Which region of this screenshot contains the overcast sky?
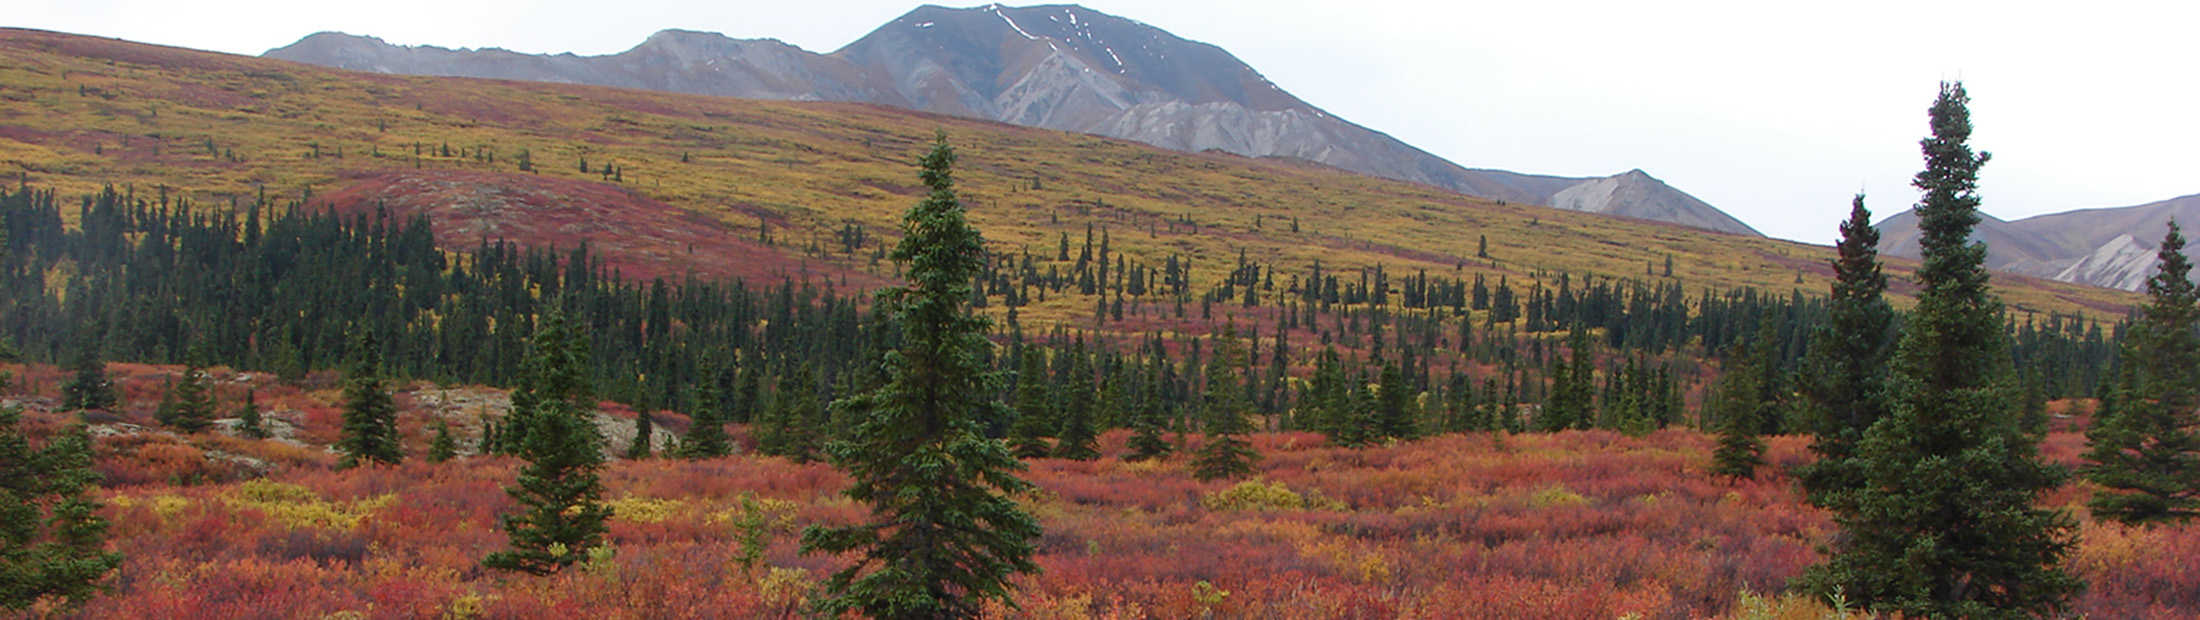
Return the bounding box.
[19,0,2199,243]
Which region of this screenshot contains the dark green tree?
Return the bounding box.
[336,333,403,468]
[58,343,115,412]
[676,369,733,459]
[484,308,611,575]
[0,398,120,610]
[234,389,269,440]
[1797,194,1897,504]
[1052,354,1099,460]
[1123,374,1172,461]
[1008,352,1055,459]
[157,355,217,433]
[2083,220,2200,524]
[1192,326,1259,481]
[799,135,1040,619]
[624,412,654,460]
[427,421,458,463]
[1708,333,1771,479]
[1800,82,2081,617]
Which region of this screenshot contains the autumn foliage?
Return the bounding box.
[0,361,2178,619]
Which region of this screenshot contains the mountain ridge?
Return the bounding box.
[1877,193,2200,291]
[261,4,1759,235]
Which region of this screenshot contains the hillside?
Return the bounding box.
[262,4,1760,235]
[0,28,2133,323]
[1878,193,2200,291]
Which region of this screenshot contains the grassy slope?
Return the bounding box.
[0,28,2135,328]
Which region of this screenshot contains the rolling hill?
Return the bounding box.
[262,3,1761,235]
[0,27,2133,322]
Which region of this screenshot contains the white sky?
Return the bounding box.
[17,0,2200,243]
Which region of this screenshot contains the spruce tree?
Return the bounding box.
[0,396,120,609]
[2083,220,2200,523]
[625,412,654,460]
[1801,82,2081,617]
[1708,335,1769,479]
[484,308,611,575]
[160,355,217,433]
[1124,377,1173,461]
[58,343,115,412]
[1008,352,1055,459]
[234,389,269,440]
[676,370,733,459]
[1192,326,1259,481]
[427,421,458,463]
[1052,353,1099,460]
[336,333,403,468]
[1798,194,1897,505]
[799,135,1040,619]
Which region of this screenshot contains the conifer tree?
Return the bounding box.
[1798,194,1896,505]
[234,389,269,440]
[336,333,402,468]
[1124,376,1173,461]
[625,412,654,459]
[0,393,120,609]
[676,370,733,459]
[159,353,217,433]
[58,343,115,412]
[2083,220,2200,523]
[1801,82,2081,617]
[1192,326,1259,481]
[1709,333,1770,479]
[1008,352,1055,459]
[484,308,611,575]
[427,421,458,463]
[799,135,1040,619]
[1373,361,1418,440]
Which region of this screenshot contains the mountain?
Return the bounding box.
[262,4,1760,236]
[1877,193,2200,291]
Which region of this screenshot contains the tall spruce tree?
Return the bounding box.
[1798,194,1897,505]
[1192,326,1259,481]
[799,135,1040,619]
[484,308,611,575]
[1801,82,2081,617]
[0,396,120,609]
[2083,220,2200,523]
[336,333,403,468]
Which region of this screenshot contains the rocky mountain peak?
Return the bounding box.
[263,5,1762,236]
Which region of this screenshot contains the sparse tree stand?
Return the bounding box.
[0,374,121,610]
[2084,220,2200,523]
[336,333,403,468]
[1191,326,1259,481]
[1801,82,2081,617]
[484,308,612,575]
[799,134,1041,619]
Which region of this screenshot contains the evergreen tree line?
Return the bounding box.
[0,181,2125,455]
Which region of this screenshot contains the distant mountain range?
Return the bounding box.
[262,3,1760,236]
[1877,193,2200,292]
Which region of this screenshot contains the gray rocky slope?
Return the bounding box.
[1877,193,2200,291]
[265,3,1759,235]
